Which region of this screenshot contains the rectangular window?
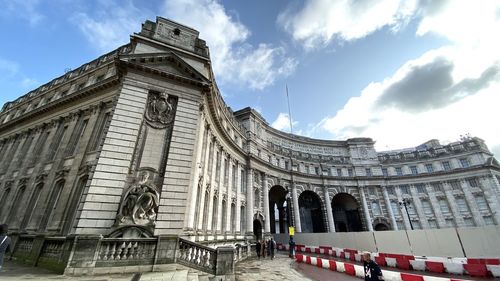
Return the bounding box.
[382,168,388,177]
[368,187,376,196]
[483,216,495,225]
[365,168,372,177]
[348,168,354,177]
[30,131,50,165]
[475,195,488,211]
[395,167,403,176]
[425,164,434,173]
[400,185,410,195]
[46,124,67,161]
[460,158,470,168]
[337,168,342,177]
[391,201,400,215]
[315,167,320,175]
[467,178,479,188]
[408,201,417,215]
[89,112,110,151]
[14,134,34,168]
[416,184,426,194]
[223,159,229,186]
[285,160,290,170]
[268,155,272,163]
[207,142,214,176]
[450,181,462,191]
[412,220,421,229]
[232,164,236,191]
[240,169,246,193]
[276,158,280,168]
[463,217,475,227]
[215,151,221,182]
[456,197,470,213]
[432,182,443,193]
[422,200,433,215]
[442,161,452,171]
[387,186,395,195]
[439,199,450,213]
[410,166,418,175]
[65,119,88,157]
[371,201,381,216]
[428,219,438,229]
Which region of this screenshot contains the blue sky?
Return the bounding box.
[1,0,500,155]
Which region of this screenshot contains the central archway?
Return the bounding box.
[298,191,326,233]
[331,193,363,232]
[269,185,289,234]
[253,219,263,240]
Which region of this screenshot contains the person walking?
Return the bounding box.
[255,240,261,259]
[269,238,276,260]
[0,224,12,271]
[266,239,271,258]
[363,252,384,281]
[262,240,267,258]
[289,238,295,258]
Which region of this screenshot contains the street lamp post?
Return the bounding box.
[399,198,414,230]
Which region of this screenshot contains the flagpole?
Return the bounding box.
[285,84,296,251]
[286,84,293,134]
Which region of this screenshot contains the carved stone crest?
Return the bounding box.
[118,170,160,227]
[145,91,177,129]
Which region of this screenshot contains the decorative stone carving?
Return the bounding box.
[118,170,160,227]
[35,173,47,183]
[145,91,177,129]
[19,177,30,186]
[55,168,70,179]
[78,163,93,175]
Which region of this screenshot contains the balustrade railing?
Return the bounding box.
[96,238,157,266]
[177,238,217,274]
[39,237,65,260]
[15,236,34,255]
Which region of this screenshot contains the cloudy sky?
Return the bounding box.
[1,0,499,155]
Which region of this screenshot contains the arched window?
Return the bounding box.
[211,196,218,232]
[202,189,210,230]
[0,187,11,219]
[240,205,246,233]
[221,199,227,233]
[231,203,236,233]
[20,182,44,230]
[62,176,88,234]
[39,180,65,231]
[7,185,26,225]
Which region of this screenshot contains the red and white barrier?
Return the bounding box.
[277,242,499,278]
[296,253,474,281]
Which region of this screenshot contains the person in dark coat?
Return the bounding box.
[269,238,276,260]
[0,224,12,271]
[255,240,261,259]
[289,237,295,258]
[363,252,383,281]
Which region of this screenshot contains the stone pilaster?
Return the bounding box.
[359,186,373,231]
[460,179,484,226]
[323,186,335,232]
[442,182,465,227]
[246,167,254,233]
[291,183,301,233]
[262,172,270,233]
[424,183,446,228]
[382,186,398,230]
[409,185,429,229]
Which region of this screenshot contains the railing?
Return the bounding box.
[39,237,65,260]
[177,238,217,274]
[15,236,34,255]
[96,238,157,267]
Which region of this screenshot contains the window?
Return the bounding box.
[460,158,470,168]
[315,167,320,175]
[30,131,50,165]
[89,111,110,151]
[467,178,479,188]
[456,197,470,213]
[432,183,443,193]
[337,168,342,177]
[14,134,34,168]
[438,199,450,213]
[207,142,214,176]
[365,168,372,177]
[268,155,272,163]
[395,167,403,176]
[223,159,229,186]
[285,160,290,170]
[416,184,426,194]
[232,164,236,191]
[348,168,354,177]
[45,124,68,161]
[483,216,495,225]
[368,187,376,196]
[215,151,221,181]
[400,185,410,195]
[410,166,418,175]
[442,161,452,171]
[408,201,417,215]
[463,217,475,227]
[450,181,462,191]
[412,220,421,229]
[240,206,246,233]
[371,201,381,216]
[256,149,261,158]
[77,83,85,90]
[387,186,395,195]
[475,195,489,211]
[391,201,400,215]
[65,119,88,156]
[382,168,388,177]
[428,219,438,229]
[445,218,455,228]
[276,158,280,168]
[7,186,26,223]
[422,200,433,215]
[95,74,105,82]
[211,196,218,231]
[425,164,434,173]
[240,170,246,193]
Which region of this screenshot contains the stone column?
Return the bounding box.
[262,172,271,233]
[216,152,226,233]
[480,176,500,224]
[460,179,485,226]
[323,186,335,232]
[246,167,254,233]
[424,183,446,228]
[225,156,233,233]
[206,142,219,232]
[235,163,241,233]
[382,186,398,230]
[409,185,429,229]
[197,130,212,230]
[359,186,373,231]
[442,181,465,227]
[291,183,301,233]
[186,115,206,230]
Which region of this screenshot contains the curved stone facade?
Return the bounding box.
[0,17,499,247]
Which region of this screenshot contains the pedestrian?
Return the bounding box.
[267,239,271,258]
[0,224,12,271]
[262,239,267,258]
[255,240,261,259]
[269,238,276,260]
[363,252,384,281]
[289,238,295,258]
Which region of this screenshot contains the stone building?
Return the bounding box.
[0,17,499,273]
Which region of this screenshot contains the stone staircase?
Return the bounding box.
[137,264,223,281]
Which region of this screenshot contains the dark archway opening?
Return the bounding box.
[374,223,389,231]
[269,185,290,234]
[331,193,363,232]
[299,191,326,233]
[253,219,263,241]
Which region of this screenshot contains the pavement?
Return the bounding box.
[0,253,360,281]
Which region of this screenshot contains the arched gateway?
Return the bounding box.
[298,191,326,233]
[269,185,289,234]
[331,193,363,232]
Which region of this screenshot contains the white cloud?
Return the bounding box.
[278,0,418,49]
[0,0,44,26]
[162,0,297,90]
[271,113,297,133]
